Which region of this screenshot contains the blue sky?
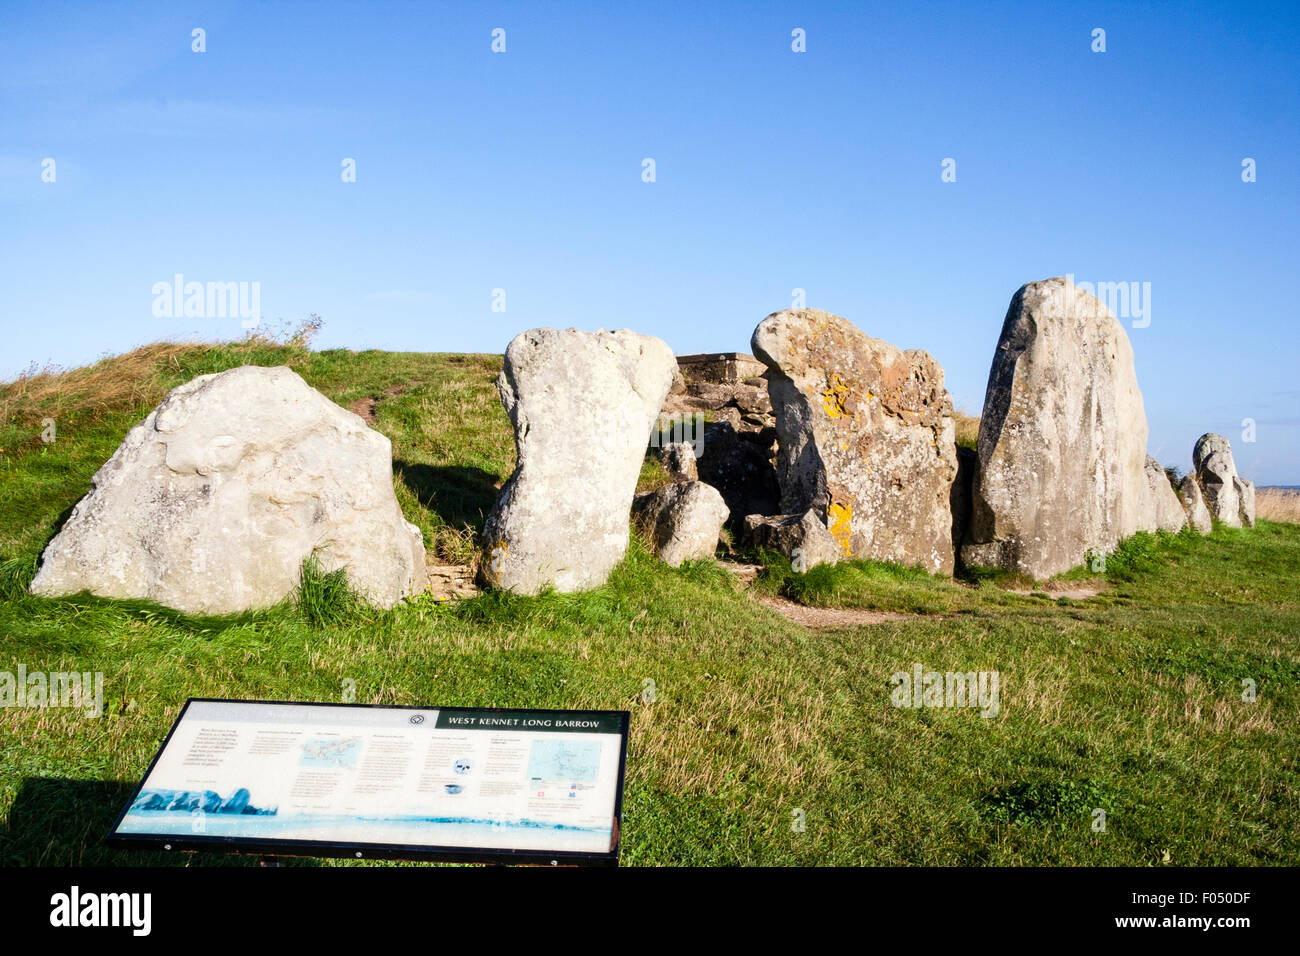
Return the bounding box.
[2,1,1297,482]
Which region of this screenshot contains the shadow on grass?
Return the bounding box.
[20,589,292,633]
[3,777,310,866]
[0,502,79,594]
[394,460,500,531]
[48,501,77,543]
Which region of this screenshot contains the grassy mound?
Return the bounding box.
[1,343,1296,866]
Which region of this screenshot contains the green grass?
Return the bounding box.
[753,550,1033,614]
[297,553,370,630]
[1,343,1297,866]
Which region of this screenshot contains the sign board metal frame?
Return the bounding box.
[106,698,630,867]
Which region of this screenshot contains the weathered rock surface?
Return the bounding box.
[676,352,767,385]
[658,441,699,482]
[480,328,676,593]
[1179,474,1213,533]
[29,365,426,614]
[1235,477,1256,528]
[1192,433,1244,528]
[666,361,687,400]
[752,308,959,574]
[633,481,729,566]
[696,421,781,523]
[741,510,842,571]
[661,353,773,436]
[961,278,1151,579]
[661,379,773,434]
[1141,456,1188,533]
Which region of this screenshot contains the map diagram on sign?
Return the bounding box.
[299,738,362,769]
[527,739,600,785]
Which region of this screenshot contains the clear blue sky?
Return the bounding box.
[2,1,1297,482]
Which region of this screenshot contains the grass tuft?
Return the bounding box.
[1097,530,1167,581]
[0,554,38,600]
[297,553,370,629]
[752,549,1031,614]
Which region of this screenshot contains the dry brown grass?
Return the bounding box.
[0,342,201,431]
[0,329,320,464]
[0,320,321,438]
[952,409,980,449]
[1256,487,1300,525]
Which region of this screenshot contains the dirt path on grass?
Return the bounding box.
[718,563,914,628]
[350,384,409,424]
[419,560,1102,624]
[1009,585,1107,600]
[723,561,1107,628]
[750,593,912,628]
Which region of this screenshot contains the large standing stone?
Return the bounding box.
[632,481,729,567]
[1179,474,1213,533]
[1140,456,1188,533]
[480,328,675,593]
[29,365,426,614]
[962,277,1150,579]
[1192,433,1243,528]
[751,309,959,574]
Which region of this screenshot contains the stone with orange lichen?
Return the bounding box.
[751,308,959,574]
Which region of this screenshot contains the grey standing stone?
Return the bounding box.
[1179,474,1213,533]
[480,328,676,594]
[1140,456,1188,533]
[1193,433,1243,528]
[1235,477,1256,528]
[962,277,1151,580]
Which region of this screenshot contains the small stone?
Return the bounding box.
[1179,475,1213,533]
[741,510,842,572]
[633,481,729,567]
[658,442,699,482]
